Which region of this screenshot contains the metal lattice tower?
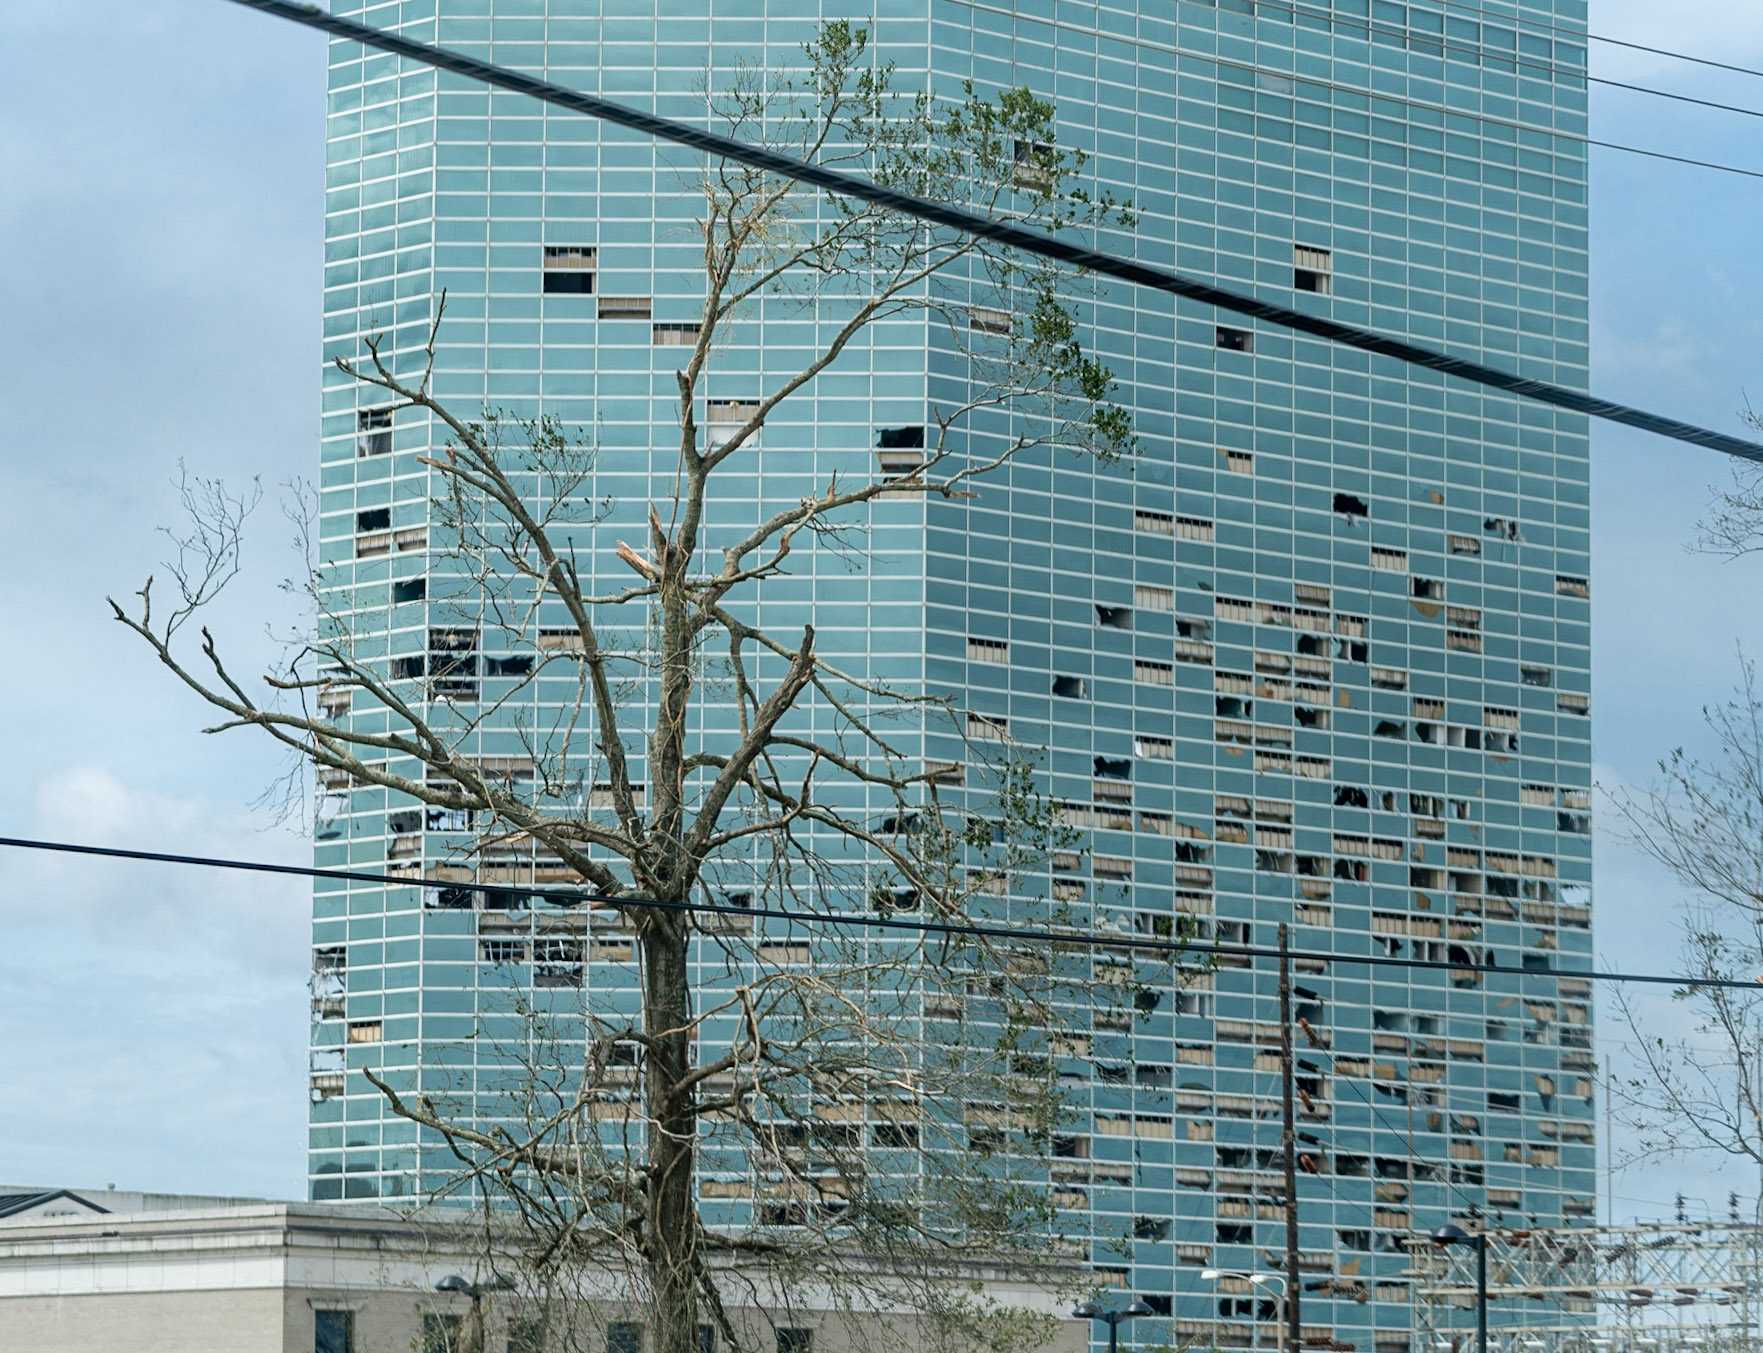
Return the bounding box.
[1409,1222,1763,1353]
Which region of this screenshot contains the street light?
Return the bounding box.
[434,1274,516,1353]
[1200,1270,1291,1353]
[1432,1224,1489,1353]
[1073,1298,1155,1353]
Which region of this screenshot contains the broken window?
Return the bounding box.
[355,508,390,532]
[1134,507,1175,535]
[1521,665,1552,687]
[356,408,391,457]
[1215,325,1253,353]
[1555,574,1590,598]
[346,1020,382,1045]
[1371,546,1407,572]
[392,577,425,604]
[967,711,1009,741]
[1134,583,1174,611]
[704,399,761,451]
[1135,734,1174,759]
[876,425,925,450]
[541,244,596,293]
[597,295,650,319]
[1012,138,1055,191]
[1053,675,1088,698]
[968,305,1011,336]
[1094,755,1131,779]
[1095,604,1132,630]
[1412,576,1443,601]
[428,628,479,701]
[486,655,533,677]
[1294,244,1333,294]
[652,322,701,346]
[1333,492,1369,518]
[391,655,425,681]
[1448,532,1481,556]
[1134,660,1173,686]
[1483,515,1520,541]
[534,938,584,987]
[1557,692,1590,716]
[966,636,1009,664]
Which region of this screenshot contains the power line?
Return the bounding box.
[1420,0,1763,85]
[6,833,1760,991]
[945,0,1763,185]
[224,0,1763,464]
[1212,0,1763,124]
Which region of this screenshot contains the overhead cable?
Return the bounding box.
[944,0,1763,184]
[221,0,1763,463]
[5,833,1758,991]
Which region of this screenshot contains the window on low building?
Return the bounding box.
[315,1309,354,1353]
[421,1313,462,1353]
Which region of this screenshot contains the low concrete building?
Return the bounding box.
[0,1197,1089,1353]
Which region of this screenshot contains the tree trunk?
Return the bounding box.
[644,914,699,1353]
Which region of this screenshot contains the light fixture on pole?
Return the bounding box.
[1432,1224,1489,1353]
[1200,1269,1291,1353]
[435,1274,516,1353]
[1073,1298,1154,1353]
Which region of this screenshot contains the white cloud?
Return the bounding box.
[0,768,310,1197]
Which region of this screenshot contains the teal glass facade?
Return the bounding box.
[311,2,1593,1348]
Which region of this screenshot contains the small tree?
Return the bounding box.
[1607,657,1763,1176]
[116,26,1170,1353]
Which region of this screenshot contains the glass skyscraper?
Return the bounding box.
[310,2,1595,1348]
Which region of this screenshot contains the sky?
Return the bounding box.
[2,1,1763,1215]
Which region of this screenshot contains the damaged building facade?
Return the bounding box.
[309,1,1594,1349]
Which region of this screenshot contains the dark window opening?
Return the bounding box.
[356,508,390,532]
[391,655,426,680]
[1134,1216,1172,1241]
[1216,326,1253,352]
[1333,492,1369,518]
[488,655,534,677]
[1333,785,1368,808]
[431,887,476,910]
[393,577,426,604]
[387,810,421,835]
[877,425,925,449]
[1094,755,1131,779]
[1294,244,1333,294]
[315,1309,354,1353]
[542,245,597,295]
[1053,675,1087,698]
[1096,604,1132,630]
[1143,1295,1174,1316]
[356,408,392,457]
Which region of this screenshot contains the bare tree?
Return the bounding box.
[115,25,1176,1353]
[1607,656,1763,1176]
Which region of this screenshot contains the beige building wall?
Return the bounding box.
[0,1204,1088,1353]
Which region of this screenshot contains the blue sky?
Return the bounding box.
[2,1,1761,1216]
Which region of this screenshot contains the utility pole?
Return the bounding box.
[1279,922,1301,1353]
